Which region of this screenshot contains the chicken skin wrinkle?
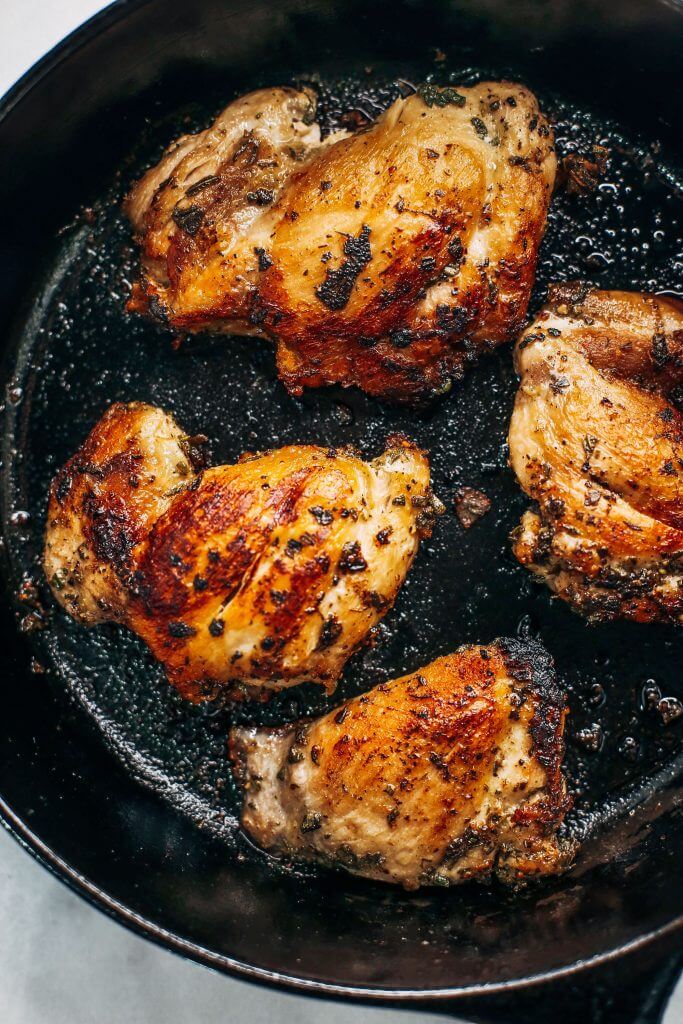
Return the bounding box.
[510,283,683,623]
[126,81,556,404]
[230,638,572,889]
[44,402,437,700]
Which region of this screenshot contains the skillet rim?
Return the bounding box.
[0,0,681,1002]
[2,792,682,1002]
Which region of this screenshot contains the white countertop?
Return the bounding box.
[0,5,681,1023]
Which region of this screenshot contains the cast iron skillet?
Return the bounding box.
[0,0,682,1020]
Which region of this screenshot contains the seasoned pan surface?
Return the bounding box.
[0,31,682,995]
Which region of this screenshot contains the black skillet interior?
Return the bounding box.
[0,0,682,1001]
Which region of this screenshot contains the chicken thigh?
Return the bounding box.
[127,81,556,403]
[44,402,437,700]
[510,283,683,622]
[231,638,571,888]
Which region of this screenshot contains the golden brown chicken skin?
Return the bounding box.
[230,638,571,889]
[126,81,556,404]
[44,402,437,701]
[510,283,683,623]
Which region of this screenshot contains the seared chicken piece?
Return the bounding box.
[44,402,436,700]
[510,284,683,622]
[127,81,556,403]
[231,638,571,889]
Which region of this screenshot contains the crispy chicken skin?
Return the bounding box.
[126,82,556,404]
[44,402,436,700]
[230,638,571,889]
[510,283,683,622]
